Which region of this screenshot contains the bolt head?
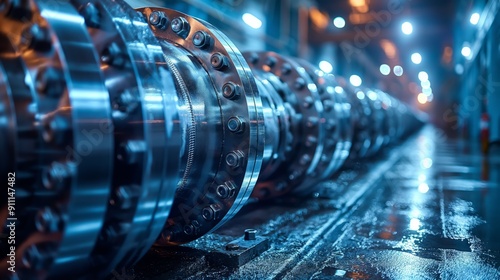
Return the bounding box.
[281,63,292,75]
[42,162,71,191]
[222,82,240,100]
[227,116,245,133]
[42,115,70,145]
[244,229,257,240]
[211,53,228,70]
[226,151,244,169]
[20,24,51,52]
[303,96,314,108]
[171,17,190,38]
[79,2,100,28]
[117,141,146,164]
[101,42,128,68]
[202,204,222,221]
[216,182,236,199]
[192,31,211,49]
[266,57,277,68]
[35,207,60,233]
[294,77,306,90]
[35,67,66,97]
[149,11,168,29]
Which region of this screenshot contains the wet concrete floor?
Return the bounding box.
[130,126,500,279]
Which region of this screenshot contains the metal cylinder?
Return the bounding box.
[0,0,423,278]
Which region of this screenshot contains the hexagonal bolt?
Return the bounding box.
[303,96,314,108]
[192,30,212,49]
[35,207,61,233]
[2,0,33,21]
[307,116,319,127]
[100,223,128,243]
[266,56,277,68]
[183,220,201,235]
[326,119,336,131]
[79,2,101,28]
[202,204,223,221]
[117,140,146,164]
[42,162,72,191]
[42,114,70,145]
[248,52,259,64]
[149,11,168,29]
[323,99,334,112]
[294,77,306,90]
[321,154,330,162]
[244,229,257,240]
[299,154,311,165]
[111,185,140,209]
[227,116,246,133]
[22,244,55,271]
[171,17,190,38]
[305,136,317,147]
[210,53,229,70]
[20,24,51,52]
[216,181,236,199]
[35,67,66,98]
[281,63,292,75]
[226,150,245,169]
[113,89,140,113]
[101,42,128,68]
[222,82,240,100]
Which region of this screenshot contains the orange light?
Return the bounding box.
[309,7,329,29]
[380,39,397,59]
[442,46,453,64]
[349,13,374,24]
[350,0,369,13]
[355,5,369,13]
[349,0,366,7]
[417,93,428,104]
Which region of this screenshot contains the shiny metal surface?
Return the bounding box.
[0,0,423,279]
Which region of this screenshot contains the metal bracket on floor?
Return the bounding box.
[206,229,270,268]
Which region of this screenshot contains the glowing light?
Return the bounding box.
[470,12,480,25]
[423,87,432,95]
[418,183,429,193]
[380,64,391,75]
[393,65,404,76]
[409,218,421,231]
[402,22,413,35]
[356,91,365,100]
[418,71,429,82]
[455,64,464,75]
[417,93,428,104]
[461,46,472,59]
[411,53,422,64]
[411,208,422,218]
[349,75,362,87]
[309,7,329,29]
[421,157,433,169]
[319,60,333,74]
[367,91,378,101]
[421,80,431,89]
[418,174,426,181]
[335,86,344,94]
[380,39,397,59]
[242,13,262,29]
[333,17,346,28]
